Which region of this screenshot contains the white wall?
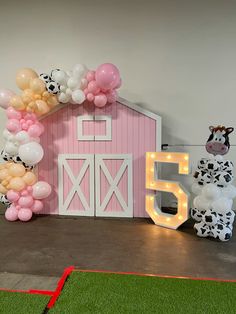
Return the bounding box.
[1,0,236,205]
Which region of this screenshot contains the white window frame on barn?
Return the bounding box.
[77,115,112,141]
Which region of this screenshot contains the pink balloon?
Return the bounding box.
[94,93,107,108]
[87,81,100,95]
[18,208,32,222]
[0,89,15,109]
[115,78,122,89]
[6,119,21,133]
[18,195,34,207]
[87,93,95,102]
[32,181,52,199]
[5,205,18,221]
[84,88,89,96]
[21,189,28,196]
[7,190,20,202]
[86,71,95,82]
[95,63,120,91]
[31,200,43,213]
[106,90,118,103]
[28,124,42,138]
[22,123,28,130]
[6,107,22,120]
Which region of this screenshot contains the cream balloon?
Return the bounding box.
[18,142,44,165]
[32,181,52,199]
[16,68,38,90]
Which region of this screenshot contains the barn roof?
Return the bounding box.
[40,97,162,151]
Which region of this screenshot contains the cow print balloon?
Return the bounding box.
[213,171,233,187]
[205,160,221,174]
[194,170,212,186]
[197,158,209,170]
[1,150,13,162]
[0,194,11,207]
[46,81,60,95]
[39,73,52,83]
[12,155,35,171]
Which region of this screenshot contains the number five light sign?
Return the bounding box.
[146,152,190,229]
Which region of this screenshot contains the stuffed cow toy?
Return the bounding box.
[191,125,236,241]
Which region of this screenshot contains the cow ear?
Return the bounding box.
[209,126,215,132]
[226,127,234,134]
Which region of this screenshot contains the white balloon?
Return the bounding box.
[191,183,202,195]
[51,70,68,85]
[60,85,67,92]
[202,183,221,200]
[80,78,88,90]
[193,195,212,211]
[3,129,11,140]
[18,142,44,165]
[221,185,236,199]
[15,131,30,144]
[5,141,18,155]
[58,92,71,104]
[66,88,72,95]
[67,77,80,90]
[72,90,86,104]
[73,64,87,79]
[211,197,232,213]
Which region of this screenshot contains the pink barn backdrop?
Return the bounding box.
[38,98,161,218]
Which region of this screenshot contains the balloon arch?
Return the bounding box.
[0,63,121,222]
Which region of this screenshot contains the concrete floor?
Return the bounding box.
[0,214,236,290]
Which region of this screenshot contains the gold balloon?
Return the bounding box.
[30,78,46,94]
[35,100,50,115]
[10,95,25,110]
[21,89,34,104]
[9,163,26,177]
[9,177,26,191]
[47,95,59,108]
[22,172,37,185]
[16,68,38,90]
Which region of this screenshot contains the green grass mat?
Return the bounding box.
[0,291,50,314]
[49,271,236,314]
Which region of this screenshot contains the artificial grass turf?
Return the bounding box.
[0,290,50,314]
[48,271,236,314]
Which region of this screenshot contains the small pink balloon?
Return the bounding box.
[21,189,28,196]
[26,120,33,126]
[7,190,20,202]
[16,205,21,210]
[18,195,34,207]
[6,107,22,120]
[86,71,95,82]
[27,186,33,192]
[18,208,32,222]
[6,119,21,133]
[95,63,120,91]
[87,81,100,95]
[94,93,107,108]
[84,88,89,96]
[106,90,118,103]
[28,124,42,138]
[87,93,95,102]
[0,89,15,109]
[22,123,28,130]
[31,200,43,213]
[5,205,18,221]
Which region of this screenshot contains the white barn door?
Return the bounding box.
[58,154,94,216]
[95,154,133,217]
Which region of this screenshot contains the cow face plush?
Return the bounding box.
[205,126,234,156]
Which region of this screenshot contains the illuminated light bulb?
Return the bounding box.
[150,168,154,172]
[166,184,170,188]
[151,153,155,159]
[167,155,171,160]
[150,196,154,201]
[166,217,170,222]
[178,215,183,220]
[183,202,187,208]
[183,167,188,172]
[150,182,155,187]
[178,189,183,194]
[184,155,189,160]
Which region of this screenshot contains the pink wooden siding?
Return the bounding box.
[38,101,157,217]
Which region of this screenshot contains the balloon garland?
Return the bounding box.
[0,63,121,222]
[191,126,236,241]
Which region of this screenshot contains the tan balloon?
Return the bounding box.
[0,184,7,194]
[9,177,26,191]
[47,95,59,108]
[10,95,25,110]
[9,163,26,177]
[35,100,50,115]
[30,78,46,94]
[23,172,37,185]
[16,68,38,90]
[0,169,9,181]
